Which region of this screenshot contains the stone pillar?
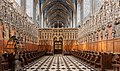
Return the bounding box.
[33,0,36,23]
[70,20,72,28]
[21,0,26,13]
[41,13,43,28]
[73,7,77,28]
[39,5,41,28]
[91,0,94,16]
[74,10,77,28]
[91,0,94,28]
[44,19,47,28]
[80,0,83,25]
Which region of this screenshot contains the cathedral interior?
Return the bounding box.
[0,0,120,71]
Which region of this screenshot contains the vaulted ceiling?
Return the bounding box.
[40,0,77,28]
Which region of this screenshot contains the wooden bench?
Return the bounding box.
[94,55,101,67]
[82,53,89,61]
[23,53,29,65]
[22,51,45,65]
[8,53,15,71]
[112,63,120,71]
[1,53,9,71]
[87,54,92,60]
[112,54,120,71]
[71,51,113,71]
[0,54,2,71]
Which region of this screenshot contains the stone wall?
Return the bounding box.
[0,0,39,53]
[78,0,120,53]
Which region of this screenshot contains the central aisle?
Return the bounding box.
[24,55,96,71]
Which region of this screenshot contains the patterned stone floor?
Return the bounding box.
[23,55,97,71]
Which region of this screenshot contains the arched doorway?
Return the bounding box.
[54,37,63,54]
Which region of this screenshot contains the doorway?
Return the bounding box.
[54,37,63,54]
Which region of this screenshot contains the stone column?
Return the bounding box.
[80,0,83,25]
[73,9,77,28]
[41,13,43,28]
[33,0,36,23]
[21,0,26,13]
[74,10,77,28]
[91,0,94,16]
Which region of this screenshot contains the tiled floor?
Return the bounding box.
[23,55,97,71]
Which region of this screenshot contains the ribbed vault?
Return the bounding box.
[40,0,76,28]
